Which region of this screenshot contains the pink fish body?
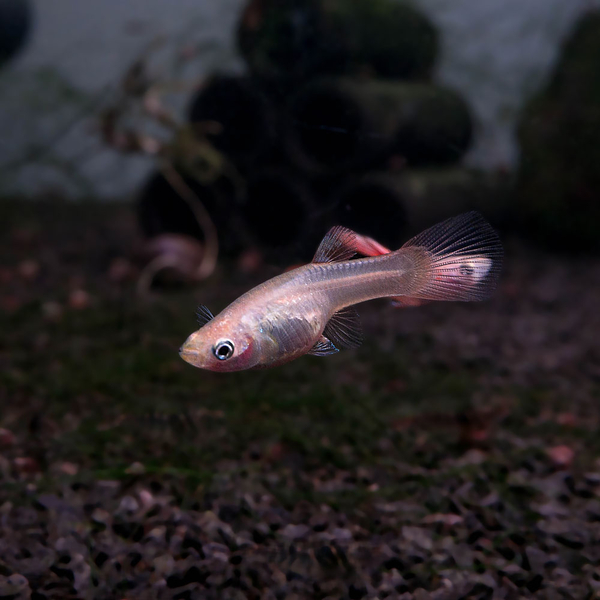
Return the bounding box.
[179,212,502,372]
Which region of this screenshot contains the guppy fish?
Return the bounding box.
[179,212,502,372]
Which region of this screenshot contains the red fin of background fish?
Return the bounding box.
[401,211,503,302]
[313,226,357,263]
[352,233,391,257]
[313,227,391,264]
[323,306,362,349]
[390,297,430,308]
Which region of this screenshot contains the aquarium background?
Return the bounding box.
[1,1,600,598]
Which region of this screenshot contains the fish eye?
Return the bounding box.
[213,340,235,361]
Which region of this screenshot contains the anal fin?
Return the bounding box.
[308,336,339,356]
[323,307,362,349]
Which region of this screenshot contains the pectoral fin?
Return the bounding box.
[267,316,317,355]
[196,305,214,327]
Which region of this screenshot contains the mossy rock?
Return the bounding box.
[137,171,244,257]
[0,0,31,65]
[187,75,278,170]
[237,0,438,85]
[330,168,507,249]
[285,78,472,173]
[241,167,320,263]
[516,12,600,252]
[393,85,472,165]
[323,0,438,80]
[237,0,346,85]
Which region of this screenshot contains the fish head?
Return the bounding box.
[179,316,264,372]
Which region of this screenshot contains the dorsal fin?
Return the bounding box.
[312,226,357,263]
[323,307,362,349]
[308,336,339,356]
[196,305,214,327]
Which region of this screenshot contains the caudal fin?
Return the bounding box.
[402,211,503,302]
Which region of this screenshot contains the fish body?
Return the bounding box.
[180,212,502,372]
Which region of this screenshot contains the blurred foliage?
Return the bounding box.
[517,11,600,253]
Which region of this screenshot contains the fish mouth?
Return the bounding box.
[179,344,201,366]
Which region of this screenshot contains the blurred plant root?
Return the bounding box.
[99,45,248,294]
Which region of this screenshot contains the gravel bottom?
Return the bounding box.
[1,202,600,599]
